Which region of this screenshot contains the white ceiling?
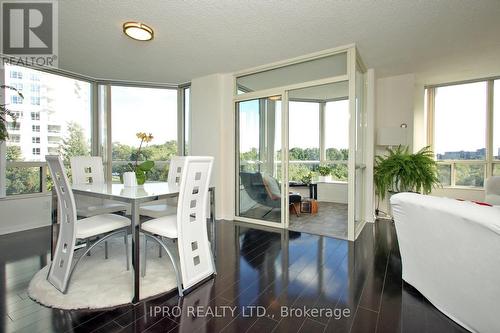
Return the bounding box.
[59,0,500,84]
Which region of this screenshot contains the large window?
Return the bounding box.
[4,64,92,195]
[2,65,186,197]
[286,96,349,182]
[428,79,499,188]
[111,86,178,182]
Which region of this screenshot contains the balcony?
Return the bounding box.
[47,125,61,134]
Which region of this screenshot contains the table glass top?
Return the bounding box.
[71,182,177,199]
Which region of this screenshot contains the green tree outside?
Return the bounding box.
[5,146,41,195]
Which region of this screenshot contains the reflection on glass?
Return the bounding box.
[437,164,451,186]
[455,164,484,187]
[111,86,178,182]
[434,82,487,160]
[237,96,282,223]
[494,80,500,160]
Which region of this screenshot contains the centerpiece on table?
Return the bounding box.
[122,132,155,186]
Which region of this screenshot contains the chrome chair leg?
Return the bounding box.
[63,228,127,294]
[141,234,147,277]
[209,242,217,275]
[143,233,184,297]
[86,239,91,256]
[104,240,109,259]
[124,232,130,271]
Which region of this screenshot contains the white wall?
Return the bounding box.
[318,182,348,204]
[364,69,376,222]
[190,74,235,220]
[0,194,51,234]
[376,73,415,150]
[292,182,348,204]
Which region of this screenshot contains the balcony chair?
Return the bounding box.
[139,156,185,218]
[240,172,301,217]
[140,156,215,297]
[46,155,130,294]
[70,156,128,217]
[485,176,500,206]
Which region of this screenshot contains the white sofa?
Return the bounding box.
[391,193,500,333]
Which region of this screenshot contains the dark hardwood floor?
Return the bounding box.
[0,220,470,333]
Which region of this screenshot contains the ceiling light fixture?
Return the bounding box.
[123,22,154,41]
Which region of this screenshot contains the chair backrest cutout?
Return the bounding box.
[70,156,105,185]
[46,155,77,293]
[176,156,214,289]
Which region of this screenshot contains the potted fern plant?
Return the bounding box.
[374,145,440,215]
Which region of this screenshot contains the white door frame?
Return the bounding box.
[233,45,367,240]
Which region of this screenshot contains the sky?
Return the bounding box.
[111,86,178,147]
[434,82,488,155]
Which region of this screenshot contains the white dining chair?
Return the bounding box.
[140,156,215,297]
[70,156,128,217]
[139,156,186,218]
[46,155,131,294]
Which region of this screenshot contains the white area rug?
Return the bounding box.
[28,237,178,310]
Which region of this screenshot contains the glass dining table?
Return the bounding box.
[54,182,216,303]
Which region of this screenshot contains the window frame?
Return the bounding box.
[287,96,350,183]
[1,62,189,199]
[106,83,181,183]
[426,78,496,189]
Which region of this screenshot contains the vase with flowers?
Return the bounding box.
[122,132,155,186]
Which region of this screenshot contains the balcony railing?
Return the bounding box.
[239,159,348,182]
[4,161,48,197]
[436,160,487,188]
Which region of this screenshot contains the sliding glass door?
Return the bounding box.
[234,46,368,240]
[236,95,283,225]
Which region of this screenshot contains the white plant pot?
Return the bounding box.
[123,172,137,187]
[318,175,331,182]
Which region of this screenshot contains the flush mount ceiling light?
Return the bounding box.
[123,22,154,41]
